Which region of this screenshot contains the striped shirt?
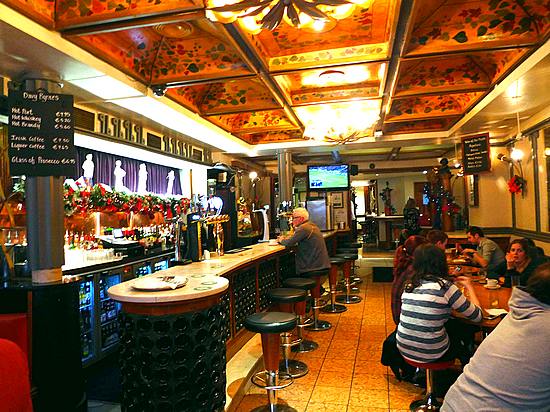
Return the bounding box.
[396,280,482,363]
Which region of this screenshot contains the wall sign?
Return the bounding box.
[462,133,491,175]
[8,90,76,176]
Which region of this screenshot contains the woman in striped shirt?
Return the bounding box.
[397,244,483,364]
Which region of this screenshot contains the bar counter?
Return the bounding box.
[106,231,346,411]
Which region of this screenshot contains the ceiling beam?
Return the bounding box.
[60,9,205,36]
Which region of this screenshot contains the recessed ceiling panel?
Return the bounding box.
[55,0,202,30]
[242,0,399,70]
[387,92,485,121]
[206,109,298,135]
[405,0,550,56]
[274,62,384,105]
[68,21,252,84]
[395,48,529,97]
[383,117,460,134]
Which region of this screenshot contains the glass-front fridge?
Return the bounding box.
[98,271,122,352]
[78,276,94,365]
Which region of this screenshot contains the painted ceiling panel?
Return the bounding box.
[68,21,252,84]
[55,0,202,29]
[387,92,485,121]
[206,109,298,134]
[197,78,280,115]
[395,48,529,96]
[274,62,384,105]
[240,130,305,144]
[383,117,460,134]
[2,0,54,27]
[405,0,550,56]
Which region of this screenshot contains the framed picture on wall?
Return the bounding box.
[332,192,343,208]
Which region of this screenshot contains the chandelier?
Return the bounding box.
[297,101,381,144]
[206,0,369,32]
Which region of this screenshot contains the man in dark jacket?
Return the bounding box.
[277,207,330,275]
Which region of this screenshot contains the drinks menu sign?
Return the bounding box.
[462,133,491,175]
[8,90,76,176]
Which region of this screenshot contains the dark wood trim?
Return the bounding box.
[121,291,225,315]
[531,131,541,232]
[226,329,255,361]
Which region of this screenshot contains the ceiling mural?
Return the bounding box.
[4,0,550,144]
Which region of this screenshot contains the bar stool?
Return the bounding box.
[301,269,331,331]
[335,252,362,304]
[268,288,309,378]
[339,242,363,284]
[404,358,455,411]
[283,278,318,352]
[244,312,297,412]
[335,247,361,292]
[322,257,347,313]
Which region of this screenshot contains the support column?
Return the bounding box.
[21,78,65,283]
[277,150,293,204]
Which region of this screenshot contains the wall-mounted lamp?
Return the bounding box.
[498,150,526,196]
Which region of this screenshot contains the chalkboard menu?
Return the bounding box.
[462,133,491,175]
[8,90,76,176]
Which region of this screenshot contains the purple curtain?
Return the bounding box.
[74,147,182,195]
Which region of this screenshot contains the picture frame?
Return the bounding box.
[331,192,343,208]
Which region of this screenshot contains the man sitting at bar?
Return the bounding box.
[461,226,505,274]
[277,207,330,276]
[442,263,550,411]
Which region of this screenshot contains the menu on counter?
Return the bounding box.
[8,90,76,176]
[462,133,491,175]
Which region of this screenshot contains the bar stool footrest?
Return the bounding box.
[251,370,293,390]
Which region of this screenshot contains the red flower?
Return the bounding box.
[507,175,526,194]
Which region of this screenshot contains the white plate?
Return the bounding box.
[484,284,501,290]
[132,275,188,291]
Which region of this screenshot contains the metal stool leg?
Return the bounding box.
[409,369,442,412]
[292,311,318,352]
[322,263,347,313]
[336,261,362,304]
[279,332,309,378]
[305,297,331,331]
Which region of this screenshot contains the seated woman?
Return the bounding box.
[391,235,428,326]
[491,238,547,286]
[397,244,482,364]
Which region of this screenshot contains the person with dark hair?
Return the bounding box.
[397,244,482,363]
[426,229,449,251]
[442,263,550,411]
[492,238,547,286]
[403,198,421,236]
[391,235,428,325]
[524,237,547,259]
[461,226,505,274]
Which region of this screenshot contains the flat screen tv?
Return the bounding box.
[308,164,350,190]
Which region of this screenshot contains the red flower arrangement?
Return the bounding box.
[507,175,526,194]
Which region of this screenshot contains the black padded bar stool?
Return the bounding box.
[302,269,331,331]
[339,242,362,283]
[335,252,362,304]
[322,257,347,313]
[268,288,309,378]
[336,247,361,292]
[244,312,298,412]
[283,277,318,352]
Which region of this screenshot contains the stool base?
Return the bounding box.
[336,295,363,304]
[321,303,347,313]
[251,405,298,412]
[279,359,309,378]
[305,319,331,331]
[410,393,442,412]
[291,339,319,353]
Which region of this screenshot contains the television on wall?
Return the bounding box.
[308,164,350,190]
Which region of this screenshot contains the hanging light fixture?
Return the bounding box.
[296,100,381,144]
[205,0,370,32]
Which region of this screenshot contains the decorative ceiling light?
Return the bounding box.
[297,100,381,144]
[206,0,370,32]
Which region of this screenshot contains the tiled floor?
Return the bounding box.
[235,260,424,412]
